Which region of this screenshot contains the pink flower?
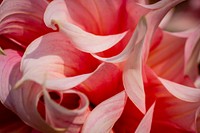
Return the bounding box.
[0,0,197,133]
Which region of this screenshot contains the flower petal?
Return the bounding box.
[135,102,156,133]
[17,32,100,90]
[44,0,128,53]
[91,17,147,63]
[195,107,200,133]
[43,89,90,133]
[147,31,187,84]
[184,25,200,81]
[82,91,127,133]
[0,50,60,133]
[0,0,51,46]
[123,35,146,114]
[123,0,186,114]
[145,66,200,132]
[77,63,123,105]
[158,78,200,102]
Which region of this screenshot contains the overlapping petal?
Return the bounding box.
[43,89,90,133]
[0,0,51,47]
[77,63,123,105]
[82,91,127,133]
[0,93,33,133]
[147,31,187,83]
[144,66,200,132]
[0,0,197,132]
[123,0,186,114]
[0,50,58,133]
[135,102,155,133]
[44,0,128,53]
[17,32,100,90]
[0,50,95,133]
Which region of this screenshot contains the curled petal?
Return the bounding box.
[0,0,51,47]
[92,17,147,63]
[44,0,128,53]
[143,0,186,62]
[43,89,90,133]
[82,91,127,133]
[17,32,100,90]
[123,0,186,114]
[0,50,60,133]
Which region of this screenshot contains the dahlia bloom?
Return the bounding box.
[0,0,199,133]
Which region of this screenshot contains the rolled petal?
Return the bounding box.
[0,50,60,133]
[135,102,156,133]
[0,0,51,47]
[43,89,90,133]
[82,91,127,133]
[44,0,128,53]
[17,32,100,90]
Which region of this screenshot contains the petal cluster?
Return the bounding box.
[0,0,200,133]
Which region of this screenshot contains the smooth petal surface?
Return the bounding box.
[43,89,90,133]
[184,25,200,81]
[147,31,188,84]
[0,0,51,47]
[123,34,146,114]
[77,63,123,105]
[195,107,200,133]
[44,0,128,53]
[135,102,155,133]
[82,91,127,133]
[17,32,100,90]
